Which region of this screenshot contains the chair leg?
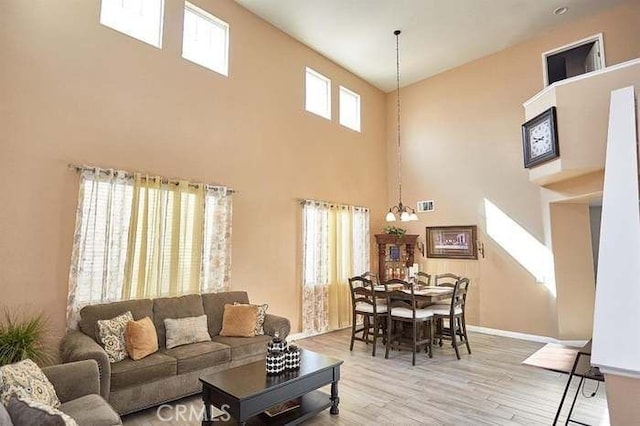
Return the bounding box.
[428,320,433,359]
[451,315,460,360]
[385,317,392,359]
[363,316,370,343]
[412,321,417,366]
[372,316,378,357]
[462,314,471,354]
[350,312,356,351]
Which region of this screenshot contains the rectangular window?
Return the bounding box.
[100,0,164,48]
[182,2,229,76]
[339,86,361,132]
[67,168,233,326]
[305,67,331,120]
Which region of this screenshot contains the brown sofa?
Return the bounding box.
[60,291,290,415]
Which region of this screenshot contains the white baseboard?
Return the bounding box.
[467,325,588,347]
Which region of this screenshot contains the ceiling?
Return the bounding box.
[235,0,628,92]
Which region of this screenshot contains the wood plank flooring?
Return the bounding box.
[123,330,609,425]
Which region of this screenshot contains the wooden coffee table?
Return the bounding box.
[199,349,343,425]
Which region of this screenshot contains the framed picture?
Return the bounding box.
[426,225,478,260]
[521,106,560,168]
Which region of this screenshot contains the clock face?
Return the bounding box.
[529,120,552,158]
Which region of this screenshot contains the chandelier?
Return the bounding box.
[386,30,418,222]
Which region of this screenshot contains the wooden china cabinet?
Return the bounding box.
[374,234,419,281]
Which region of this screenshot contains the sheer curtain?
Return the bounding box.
[122,175,205,299]
[302,201,370,335]
[67,167,234,328]
[200,186,233,293]
[66,169,133,328]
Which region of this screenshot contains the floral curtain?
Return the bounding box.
[302,201,370,335]
[200,186,233,293]
[66,169,133,328]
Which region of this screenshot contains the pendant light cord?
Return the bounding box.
[394,30,402,207]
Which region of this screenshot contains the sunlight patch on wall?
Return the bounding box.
[484,199,556,296]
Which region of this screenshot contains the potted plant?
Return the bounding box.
[0,308,52,366]
[383,226,407,237]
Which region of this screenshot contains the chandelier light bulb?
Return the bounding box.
[385,211,397,222]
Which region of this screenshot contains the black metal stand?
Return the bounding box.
[553,340,605,426]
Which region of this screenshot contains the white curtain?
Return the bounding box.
[302,202,330,335]
[302,201,370,335]
[200,186,233,293]
[66,169,133,328]
[67,167,234,328]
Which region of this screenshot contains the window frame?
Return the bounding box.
[99,0,165,48]
[305,67,332,120]
[182,1,230,76]
[339,85,361,132]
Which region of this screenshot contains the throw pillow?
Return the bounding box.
[125,316,159,360]
[233,302,268,335]
[219,304,258,338]
[5,395,77,426]
[97,311,134,363]
[0,359,60,408]
[164,315,211,349]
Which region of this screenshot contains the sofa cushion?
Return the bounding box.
[97,311,134,363]
[220,304,258,337]
[125,316,159,360]
[153,295,204,348]
[211,335,271,361]
[6,395,76,426]
[59,394,121,426]
[79,299,153,343]
[162,341,231,374]
[110,353,176,391]
[201,291,249,337]
[164,315,211,349]
[0,359,60,408]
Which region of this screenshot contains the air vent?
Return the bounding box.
[416,200,435,213]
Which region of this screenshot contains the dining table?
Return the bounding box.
[373,283,454,306]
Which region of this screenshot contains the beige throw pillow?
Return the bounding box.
[164,315,211,349]
[97,311,134,363]
[125,317,159,360]
[233,302,268,335]
[220,304,259,337]
[0,359,60,408]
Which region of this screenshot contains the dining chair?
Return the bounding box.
[434,272,460,287]
[426,277,471,359]
[384,279,434,366]
[348,276,387,356]
[415,271,432,286]
[360,271,380,285]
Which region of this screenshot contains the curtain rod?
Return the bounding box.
[298,198,369,211]
[68,164,237,194]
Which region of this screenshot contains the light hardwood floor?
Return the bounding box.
[123,330,608,425]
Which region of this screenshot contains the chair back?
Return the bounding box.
[385,279,419,319]
[348,276,378,314]
[435,273,461,288]
[360,271,380,285]
[415,271,432,286]
[449,278,470,315]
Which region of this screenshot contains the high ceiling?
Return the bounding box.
[235,0,629,92]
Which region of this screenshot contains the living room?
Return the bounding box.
[1,0,640,424]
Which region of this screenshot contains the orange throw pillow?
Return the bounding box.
[125,317,158,360]
[219,304,259,337]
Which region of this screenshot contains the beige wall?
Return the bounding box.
[0,0,388,339]
[387,1,640,337]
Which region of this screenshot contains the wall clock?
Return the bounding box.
[522,106,560,168]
